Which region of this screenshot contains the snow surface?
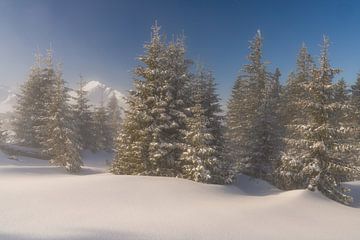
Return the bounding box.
[0,150,359,240]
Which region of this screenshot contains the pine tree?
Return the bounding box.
[111,22,166,175]
[112,22,191,177]
[181,102,216,182]
[73,75,94,150]
[275,44,315,189]
[184,68,233,183]
[278,36,360,204]
[45,67,82,173]
[0,121,6,143]
[14,50,57,148]
[13,52,43,146]
[146,36,191,176]
[226,31,279,180]
[34,49,58,149]
[93,97,112,151]
[106,93,122,149]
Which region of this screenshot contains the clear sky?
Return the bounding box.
[0,0,360,103]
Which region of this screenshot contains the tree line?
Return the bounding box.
[14,50,122,172]
[12,22,360,205]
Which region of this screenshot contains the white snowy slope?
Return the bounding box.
[69,80,127,110]
[0,150,359,240]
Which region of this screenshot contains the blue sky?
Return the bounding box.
[0,0,360,102]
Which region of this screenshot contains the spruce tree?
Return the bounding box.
[14,53,43,146]
[184,68,233,183]
[45,68,82,173]
[112,22,191,177]
[93,97,112,151]
[146,36,191,176]
[106,93,122,149]
[111,22,166,175]
[73,76,94,150]
[34,49,58,149]
[278,37,360,204]
[226,31,279,180]
[276,44,315,189]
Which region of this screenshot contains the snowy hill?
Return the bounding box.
[0,81,127,114]
[0,150,359,240]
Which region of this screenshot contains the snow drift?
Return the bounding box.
[0,150,359,240]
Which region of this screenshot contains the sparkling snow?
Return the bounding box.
[0,150,359,240]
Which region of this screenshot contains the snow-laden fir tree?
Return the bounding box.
[350,75,360,169]
[111,22,166,175]
[252,67,283,179]
[278,36,360,204]
[112,22,191,177]
[183,68,234,183]
[45,67,82,173]
[106,93,123,149]
[275,45,315,189]
[92,96,112,151]
[146,36,191,176]
[33,49,58,149]
[226,31,281,180]
[0,121,6,143]
[13,52,43,146]
[181,102,214,182]
[73,75,94,150]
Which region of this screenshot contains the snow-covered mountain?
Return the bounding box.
[0,85,17,114]
[0,81,127,114]
[75,80,127,110]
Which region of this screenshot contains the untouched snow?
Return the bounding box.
[0,150,359,240]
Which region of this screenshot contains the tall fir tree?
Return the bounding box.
[73,76,94,150]
[45,67,82,173]
[112,22,191,177]
[34,49,58,149]
[106,93,123,149]
[111,22,166,175]
[183,68,233,183]
[276,44,315,189]
[278,36,360,204]
[226,31,280,180]
[93,97,112,151]
[13,52,43,146]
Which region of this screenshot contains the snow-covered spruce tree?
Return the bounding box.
[92,97,112,151]
[0,121,6,143]
[253,67,283,179]
[275,45,315,189]
[226,31,281,180]
[278,36,360,205]
[45,67,82,173]
[33,49,58,149]
[13,53,43,146]
[73,76,94,150]
[181,102,214,182]
[111,22,166,175]
[106,93,123,149]
[112,22,192,177]
[183,68,233,183]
